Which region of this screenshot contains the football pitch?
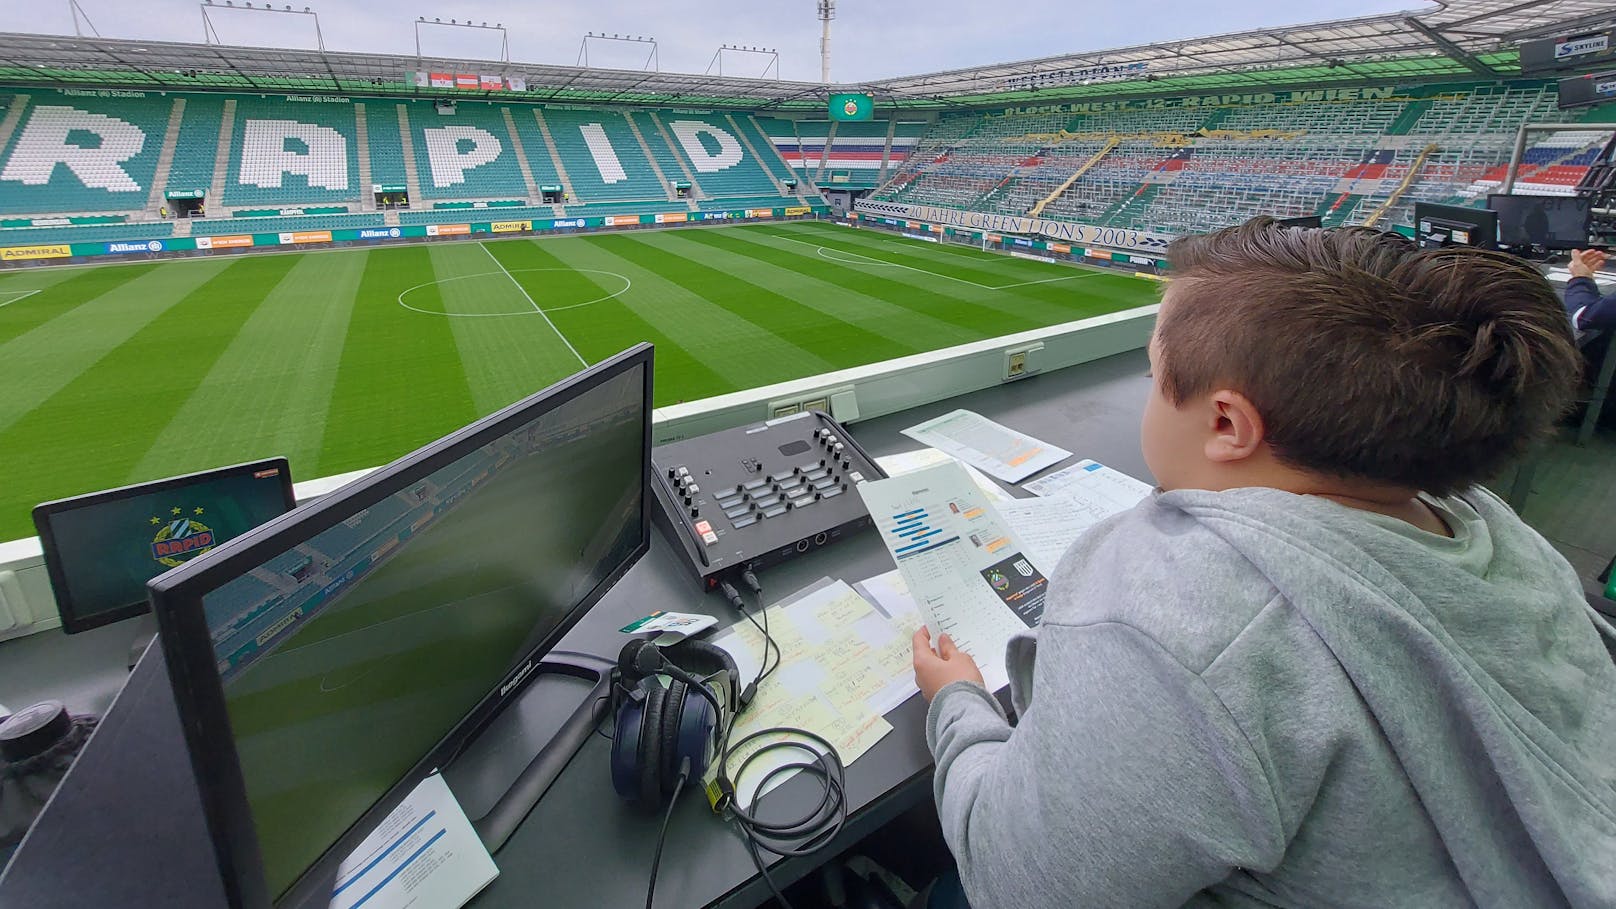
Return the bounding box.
[0,219,1160,541]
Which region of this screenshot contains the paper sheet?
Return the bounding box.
[853,570,947,712]
[992,497,1096,572]
[709,579,916,807]
[1022,459,1153,507]
[858,462,1051,694]
[876,447,1012,504]
[330,773,497,909]
[899,410,1072,483]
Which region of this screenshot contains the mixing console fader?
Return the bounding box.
[651,411,886,589]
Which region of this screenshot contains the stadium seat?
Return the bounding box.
[540,108,669,203]
[188,213,384,235]
[223,97,362,208]
[634,112,783,198]
[405,101,529,201]
[0,221,175,244]
[163,95,226,202]
[0,90,172,215]
[365,103,409,194]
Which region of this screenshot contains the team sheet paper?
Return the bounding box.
[857,461,1052,694]
[899,410,1072,484]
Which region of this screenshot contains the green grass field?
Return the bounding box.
[0,220,1159,540]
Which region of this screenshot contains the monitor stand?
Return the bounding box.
[126,614,158,671]
[459,653,615,853]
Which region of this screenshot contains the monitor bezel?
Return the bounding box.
[32,458,296,634]
[1487,192,1593,250]
[149,343,654,909]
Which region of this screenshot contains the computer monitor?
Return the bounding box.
[1488,193,1592,249]
[1413,202,1499,249]
[1275,216,1323,229]
[150,344,652,909]
[32,460,295,634]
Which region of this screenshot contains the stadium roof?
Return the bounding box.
[1,0,1614,110]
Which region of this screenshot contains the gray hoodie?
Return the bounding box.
[927,485,1616,908]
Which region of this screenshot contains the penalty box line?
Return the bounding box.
[0,290,42,309]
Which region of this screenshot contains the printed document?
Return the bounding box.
[858,462,1052,693]
[899,410,1072,483]
[329,773,497,909]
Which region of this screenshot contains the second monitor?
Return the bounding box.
[32,459,296,634]
[1489,193,1592,249]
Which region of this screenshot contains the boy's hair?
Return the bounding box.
[1161,217,1582,496]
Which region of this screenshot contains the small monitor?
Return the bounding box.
[151,344,652,908]
[32,460,295,634]
[1488,193,1592,249]
[1276,216,1322,229]
[1413,202,1498,250]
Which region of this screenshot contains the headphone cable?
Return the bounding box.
[645,756,691,909]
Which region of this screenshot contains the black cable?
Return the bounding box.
[706,572,845,908]
[743,832,794,909]
[738,571,781,687]
[645,757,691,909]
[721,577,780,697]
[715,727,848,909]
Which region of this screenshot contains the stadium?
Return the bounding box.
[3,1,1616,907]
[0,1,1613,548]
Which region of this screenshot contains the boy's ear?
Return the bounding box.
[1204,389,1265,464]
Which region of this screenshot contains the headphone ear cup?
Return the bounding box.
[609,695,643,803]
[658,679,688,799]
[637,684,667,808]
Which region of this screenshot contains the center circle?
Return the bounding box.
[396,268,633,318]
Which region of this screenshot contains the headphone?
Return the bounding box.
[609,638,741,809]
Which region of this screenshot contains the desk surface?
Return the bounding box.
[0,348,1153,908]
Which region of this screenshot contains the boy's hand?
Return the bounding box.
[913,626,985,702]
[1569,249,1606,280]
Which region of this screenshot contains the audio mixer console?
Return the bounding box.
[651,411,886,589]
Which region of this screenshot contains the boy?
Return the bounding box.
[913,219,1616,908]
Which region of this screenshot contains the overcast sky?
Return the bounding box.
[32,0,1422,83]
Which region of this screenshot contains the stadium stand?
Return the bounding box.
[731,114,803,192]
[497,108,566,199]
[0,221,175,244]
[2,76,1612,249]
[884,121,926,184]
[762,117,828,186]
[406,101,528,201]
[189,212,384,235]
[0,89,172,215]
[696,194,799,211]
[870,81,1615,236]
[818,120,888,189]
[540,107,670,203]
[555,200,688,218]
[364,101,409,196]
[222,96,361,208]
[163,95,226,200]
[655,112,785,197]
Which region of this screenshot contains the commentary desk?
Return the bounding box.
[0,349,1154,909]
